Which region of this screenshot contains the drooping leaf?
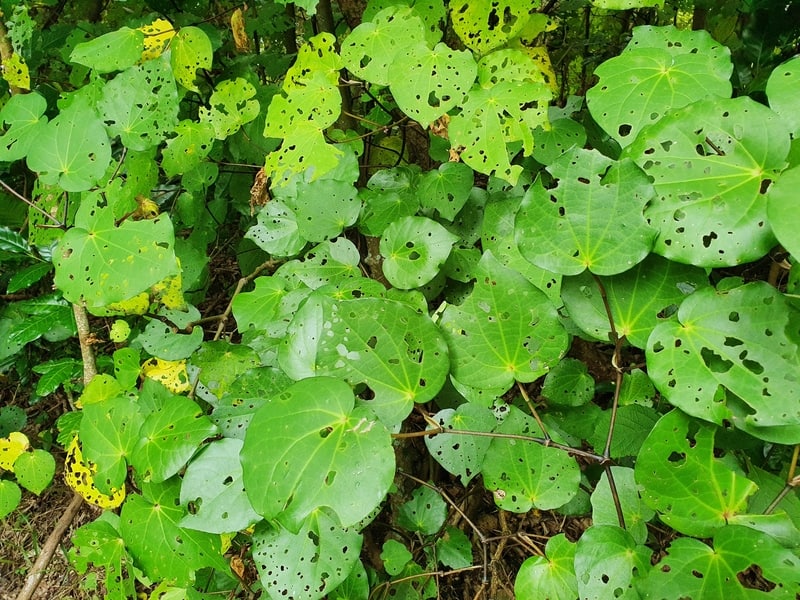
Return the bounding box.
[70,27,144,73]
[251,509,362,600]
[179,438,261,534]
[515,534,578,600]
[574,525,651,600]
[280,296,449,427]
[515,148,656,276]
[481,406,580,512]
[634,409,758,537]
[624,96,789,267]
[241,377,394,529]
[587,25,732,147]
[641,525,800,599]
[560,254,709,348]
[425,403,497,484]
[120,480,229,587]
[380,215,459,289]
[170,26,212,91]
[646,282,800,435]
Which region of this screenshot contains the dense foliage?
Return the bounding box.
[1,0,799,598]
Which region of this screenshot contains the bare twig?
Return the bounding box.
[0,179,64,227]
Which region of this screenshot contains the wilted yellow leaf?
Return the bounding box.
[231,8,252,53]
[0,432,30,471]
[138,18,176,61]
[64,436,125,509]
[141,358,191,394]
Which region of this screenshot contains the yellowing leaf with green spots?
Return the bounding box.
[138,18,175,61]
[0,432,30,471]
[2,53,30,90]
[64,436,126,509]
[141,358,191,394]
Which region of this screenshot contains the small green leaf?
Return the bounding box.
[380,216,458,289]
[439,252,568,395]
[767,164,800,261]
[276,177,360,243]
[161,120,216,177]
[68,515,137,600]
[634,410,758,537]
[587,25,732,147]
[179,438,261,534]
[357,167,421,237]
[589,404,660,459]
[436,526,473,569]
[0,225,31,256]
[7,261,53,294]
[516,148,656,276]
[135,312,204,361]
[766,55,800,137]
[541,358,595,407]
[381,539,413,576]
[0,92,47,161]
[14,449,55,495]
[245,201,306,258]
[265,123,344,185]
[189,340,260,401]
[574,525,651,600]
[515,534,577,600]
[32,358,83,396]
[417,162,474,220]
[252,508,362,600]
[481,406,580,512]
[120,481,229,587]
[241,377,394,528]
[590,467,654,544]
[70,27,144,73]
[425,404,497,484]
[275,238,362,289]
[0,406,26,437]
[170,26,212,91]
[624,97,789,267]
[397,485,447,535]
[199,78,260,140]
[641,525,800,599]
[0,480,22,518]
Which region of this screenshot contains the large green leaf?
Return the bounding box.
[439,252,568,395]
[767,164,800,261]
[516,148,656,276]
[646,282,800,435]
[251,509,362,600]
[587,25,732,147]
[481,406,580,512]
[380,215,459,289]
[179,438,261,534]
[26,99,111,192]
[451,0,538,55]
[340,6,427,86]
[574,525,650,600]
[634,410,758,537]
[98,55,179,151]
[560,254,709,348]
[389,42,476,126]
[240,377,394,529]
[0,92,47,161]
[640,525,800,599]
[624,97,789,266]
[425,404,497,484]
[280,296,449,427]
[54,206,178,307]
[766,54,800,138]
[70,27,144,73]
[515,534,578,600]
[120,480,229,587]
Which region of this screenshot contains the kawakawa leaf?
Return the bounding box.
[515,148,656,276]
[646,282,800,437]
[624,96,789,267]
[587,25,732,147]
[634,409,758,537]
[766,54,800,138]
[515,534,578,600]
[451,0,538,55]
[767,164,800,261]
[170,26,212,91]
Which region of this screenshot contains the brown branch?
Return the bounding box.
[73,303,97,384]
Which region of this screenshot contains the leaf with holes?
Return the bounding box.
[161,120,215,176]
[515,534,578,600]
[245,200,306,258]
[574,525,651,600]
[590,467,654,544]
[275,178,360,243]
[340,6,427,86]
[26,98,111,192]
[14,449,55,495]
[450,79,551,184]
[646,282,800,435]
[766,55,800,137]
[389,42,476,127]
[516,148,656,276]
[275,238,362,289]
[70,27,144,73]
[767,164,800,261]
[189,340,261,401]
[451,0,537,55]
[439,251,568,395]
[481,406,580,512]
[120,480,229,587]
[362,0,446,46]
[98,55,179,151]
[425,403,497,484]
[587,25,732,147]
[417,162,474,220]
[532,117,587,166]
[624,97,789,267]
[0,92,47,161]
[541,358,594,407]
[170,26,212,91]
[199,78,259,140]
[641,525,800,599]
[380,216,458,289]
[240,377,394,529]
[279,296,449,427]
[252,509,362,600]
[54,205,178,308]
[265,123,344,185]
[397,485,447,535]
[179,438,261,534]
[560,254,709,348]
[634,410,758,537]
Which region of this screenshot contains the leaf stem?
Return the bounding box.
[516,381,551,443]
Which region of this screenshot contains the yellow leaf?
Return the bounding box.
[88,291,150,317]
[133,195,160,220]
[231,8,252,53]
[2,53,30,90]
[138,18,176,61]
[64,436,126,509]
[513,45,558,94]
[141,358,191,394]
[0,432,30,471]
[150,267,185,310]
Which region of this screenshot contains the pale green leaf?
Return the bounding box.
[70,27,144,73]
[451,0,539,55]
[380,216,459,289]
[515,534,578,600]
[766,55,800,137]
[574,525,651,600]
[0,92,47,161]
[170,26,212,91]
